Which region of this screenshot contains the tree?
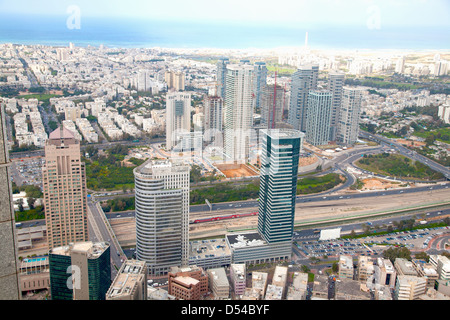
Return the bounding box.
[414,252,429,262]
[383,246,411,263]
[27,197,36,210]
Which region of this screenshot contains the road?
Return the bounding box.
[359,131,450,180]
[86,197,125,280]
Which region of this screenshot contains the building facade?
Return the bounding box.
[327,71,345,141]
[258,129,303,244]
[134,160,190,274]
[223,63,254,163]
[288,64,319,132]
[42,126,88,250]
[49,241,111,300]
[337,87,364,145]
[305,90,333,146]
[165,92,191,150]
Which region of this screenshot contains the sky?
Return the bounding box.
[0,0,449,29]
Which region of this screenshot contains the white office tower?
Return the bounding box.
[165,92,191,151]
[327,71,345,141]
[137,70,152,92]
[305,90,333,146]
[134,160,190,275]
[288,65,319,132]
[337,87,364,145]
[223,63,254,163]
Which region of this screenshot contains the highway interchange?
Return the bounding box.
[13,131,450,277]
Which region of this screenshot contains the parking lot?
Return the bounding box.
[11,157,44,186]
[294,226,450,260]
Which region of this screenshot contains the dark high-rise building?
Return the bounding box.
[257,129,303,243]
[49,241,111,300]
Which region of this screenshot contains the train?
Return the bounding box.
[191,212,258,224]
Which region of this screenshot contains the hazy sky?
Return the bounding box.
[1,0,449,28]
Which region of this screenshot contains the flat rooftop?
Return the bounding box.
[189,238,231,260]
[226,232,266,249]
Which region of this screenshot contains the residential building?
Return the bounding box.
[165,70,185,91]
[42,126,88,250]
[223,63,254,163]
[133,160,190,275]
[438,104,450,124]
[216,57,229,99]
[337,87,364,145]
[106,260,147,300]
[253,62,268,114]
[48,241,111,300]
[305,90,333,146]
[203,95,223,144]
[260,84,285,129]
[327,71,345,141]
[0,105,21,300]
[287,64,319,132]
[165,92,191,150]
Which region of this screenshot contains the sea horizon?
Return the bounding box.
[0,14,449,52]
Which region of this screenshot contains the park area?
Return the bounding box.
[355,153,444,181]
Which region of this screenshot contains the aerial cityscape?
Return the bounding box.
[1,0,450,307]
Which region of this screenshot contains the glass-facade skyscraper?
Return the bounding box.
[257,129,303,244]
[49,241,111,300]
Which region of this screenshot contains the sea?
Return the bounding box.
[0,14,449,51]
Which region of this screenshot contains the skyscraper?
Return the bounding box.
[203,95,223,144]
[260,84,285,129]
[327,71,345,141]
[288,64,319,132]
[253,62,268,114]
[305,90,333,146]
[224,63,254,163]
[0,105,21,300]
[216,57,229,99]
[337,87,364,145]
[48,241,111,300]
[42,126,88,250]
[134,160,190,275]
[165,92,191,150]
[257,129,303,244]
